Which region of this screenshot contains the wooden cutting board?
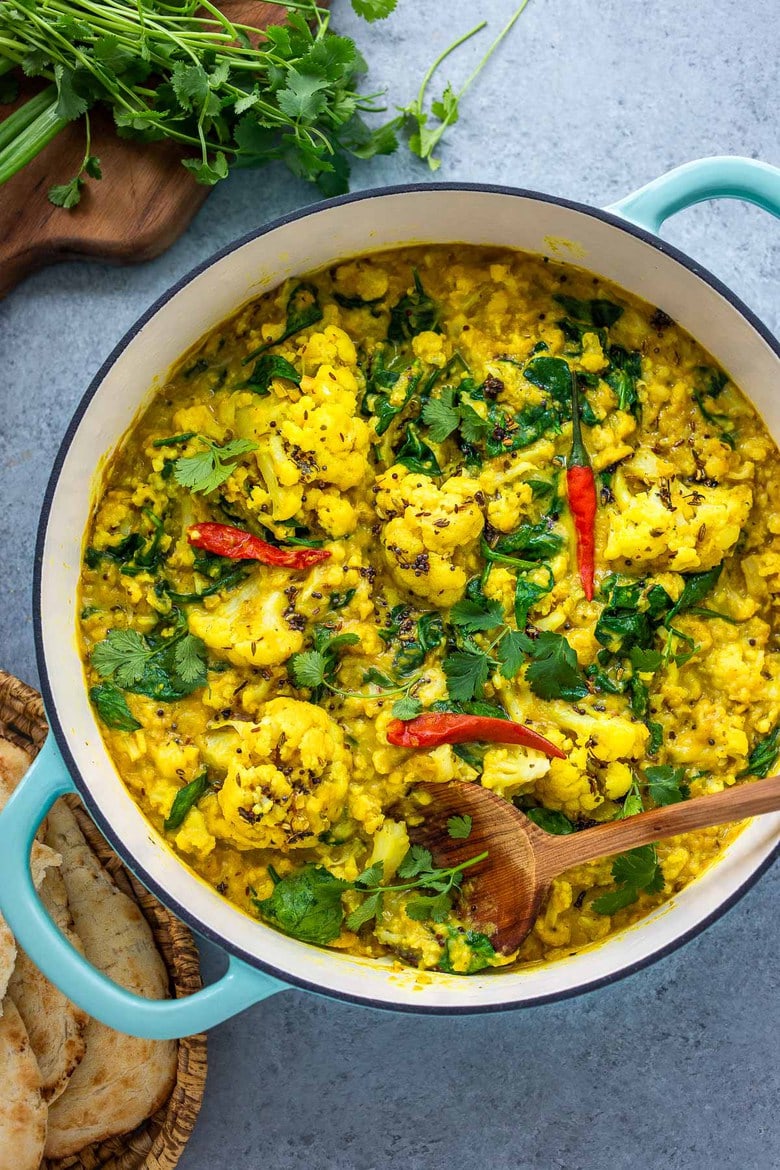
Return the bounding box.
[0,3,301,298]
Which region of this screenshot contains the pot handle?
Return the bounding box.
[607,156,780,232]
[0,735,289,1040]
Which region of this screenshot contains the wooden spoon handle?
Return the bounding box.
[535,773,780,879]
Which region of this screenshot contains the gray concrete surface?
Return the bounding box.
[1,0,779,1166]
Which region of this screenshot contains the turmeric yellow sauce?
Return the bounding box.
[78,245,780,975]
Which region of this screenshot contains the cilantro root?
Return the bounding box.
[0,0,531,203]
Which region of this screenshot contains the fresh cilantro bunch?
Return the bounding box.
[0,0,532,206]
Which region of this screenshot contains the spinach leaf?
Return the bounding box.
[522,355,572,404]
[245,353,301,395]
[164,770,211,831]
[329,588,356,611]
[395,422,441,476]
[605,345,642,415]
[667,564,722,621]
[89,683,141,732]
[492,521,563,562]
[514,574,552,630]
[254,865,346,945]
[333,291,384,310]
[387,269,439,341]
[525,807,575,834]
[244,283,323,361]
[739,725,780,778]
[553,295,624,328]
[485,401,559,457]
[692,366,734,446]
[362,349,418,436]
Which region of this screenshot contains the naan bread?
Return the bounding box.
[0,843,60,1015]
[0,916,15,1009]
[8,866,89,1103]
[43,801,177,1158]
[0,734,31,799]
[0,995,47,1170]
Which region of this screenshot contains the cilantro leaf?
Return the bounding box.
[396,845,434,880]
[458,401,489,443]
[164,770,210,831]
[391,697,423,720]
[351,0,398,19]
[612,846,664,893]
[91,629,151,687]
[346,890,383,931]
[254,865,346,945]
[48,176,84,209]
[590,884,639,915]
[645,765,689,806]
[288,650,327,689]
[450,596,504,633]
[421,388,460,442]
[277,69,331,120]
[405,889,452,922]
[617,782,644,818]
[354,862,384,888]
[53,63,89,121]
[447,814,472,839]
[172,634,208,689]
[524,632,588,701]
[630,647,663,672]
[443,650,491,702]
[89,683,141,732]
[173,436,257,495]
[497,630,528,680]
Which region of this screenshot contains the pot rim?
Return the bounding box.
[34,180,780,1014]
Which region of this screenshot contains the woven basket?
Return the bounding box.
[0,671,207,1170]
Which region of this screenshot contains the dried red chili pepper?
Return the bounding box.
[567,371,597,600]
[187,522,330,569]
[386,712,566,758]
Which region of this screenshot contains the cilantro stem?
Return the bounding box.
[0,99,67,185]
[412,20,487,114]
[0,85,56,153]
[356,850,488,896]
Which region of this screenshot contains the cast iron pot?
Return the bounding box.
[1,156,779,1039]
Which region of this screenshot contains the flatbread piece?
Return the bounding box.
[43,800,177,1158]
[0,994,47,1170]
[8,866,89,1103]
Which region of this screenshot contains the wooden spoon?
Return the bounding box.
[407,776,780,954]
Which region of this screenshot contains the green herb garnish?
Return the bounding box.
[164,770,211,832]
[591,845,664,915]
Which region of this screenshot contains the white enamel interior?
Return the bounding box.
[39,188,780,1010]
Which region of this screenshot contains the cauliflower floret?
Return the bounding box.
[551,704,648,762]
[480,746,551,798]
[605,475,752,572]
[375,467,484,606]
[187,575,303,668]
[174,808,216,859]
[201,699,350,850]
[533,747,605,820]
[368,819,410,880]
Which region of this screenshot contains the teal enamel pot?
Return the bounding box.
[2,156,780,1039]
